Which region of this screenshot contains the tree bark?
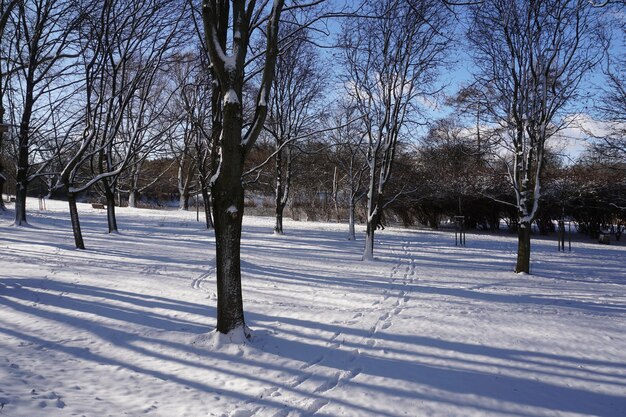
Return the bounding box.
[15,124,31,225]
[0,173,5,211]
[14,47,36,226]
[201,186,214,229]
[68,192,85,250]
[363,217,375,260]
[128,190,139,208]
[515,222,531,274]
[14,185,27,224]
[347,198,356,240]
[274,203,285,235]
[212,166,246,334]
[274,147,284,234]
[0,105,6,211]
[211,95,247,334]
[105,187,118,233]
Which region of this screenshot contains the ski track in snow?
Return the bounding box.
[223,240,419,417]
[191,265,215,294]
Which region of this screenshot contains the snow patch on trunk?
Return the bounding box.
[224,89,239,105]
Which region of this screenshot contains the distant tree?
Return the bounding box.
[418,118,485,217]
[174,52,215,227]
[326,101,367,240]
[56,0,185,248]
[10,0,82,226]
[340,0,451,260]
[265,25,325,234]
[593,25,626,162]
[467,0,606,273]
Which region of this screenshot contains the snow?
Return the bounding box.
[224,89,240,105]
[227,205,238,215]
[1,197,626,417]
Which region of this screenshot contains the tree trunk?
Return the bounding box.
[15,71,34,226]
[347,198,356,240]
[180,193,189,210]
[363,218,375,260]
[274,203,285,235]
[68,192,85,250]
[105,187,118,233]
[274,146,284,234]
[515,222,531,274]
[211,94,247,334]
[0,107,5,211]
[201,186,214,229]
[128,190,139,208]
[14,184,27,225]
[212,176,246,334]
[0,173,5,211]
[0,75,5,210]
[15,129,29,225]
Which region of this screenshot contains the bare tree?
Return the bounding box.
[341,0,451,260]
[171,52,215,227]
[201,0,291,335]
[94,0,187,233]
[326,100,367,240]
[0,0,21,211]
[265,25,325,234]
[9,0,82,225]
[55,0,185,248]
[467,0,606,273]
[593,24,626,161]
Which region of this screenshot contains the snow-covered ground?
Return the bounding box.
[1,197,625,417]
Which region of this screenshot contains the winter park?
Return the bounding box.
[1,0,626,416]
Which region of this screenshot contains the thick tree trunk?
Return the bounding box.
[0,173,5,211]
[15,136,29,225]
[14,184,27,225]
[128,190,139,208]
[68,193,85,250]
[179,193,189,210]
[15,73,34,225]
[274,203,285,235]
[212,177,246,334]
[0,79,5,210]
[211,95,247,334]
[105,187,118,233]
[0,109,5,211]
[515,222,531,274]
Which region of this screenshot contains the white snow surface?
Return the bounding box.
[1,198,626,417]
[224,89,240,105]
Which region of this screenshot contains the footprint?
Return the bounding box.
[289,373,311,388]
[303,398,329,414]
[229,409,254,417]
[314,372,340,393]
[300,355,323,370]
